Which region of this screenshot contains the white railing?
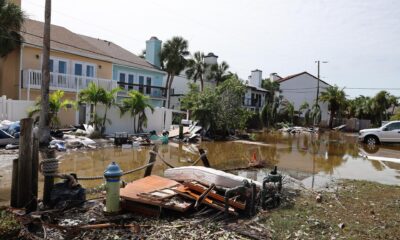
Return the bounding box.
[23,69,117,92]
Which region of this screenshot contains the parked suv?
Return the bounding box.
[359,121,400,144]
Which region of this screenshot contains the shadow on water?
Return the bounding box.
[0,131,399,205]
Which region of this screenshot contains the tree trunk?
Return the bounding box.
[101,106,108,134]
[38,0,52,146]
[329,111,334,129]
[200,76,204,91]
[165,74,171,108]
[167,74,175,109]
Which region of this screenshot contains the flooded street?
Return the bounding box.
[1,131,399,206]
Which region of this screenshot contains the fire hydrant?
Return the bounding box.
[104,162,123,213]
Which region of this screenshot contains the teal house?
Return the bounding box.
[111,37,166,107]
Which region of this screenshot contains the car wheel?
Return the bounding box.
[365,135,379,145]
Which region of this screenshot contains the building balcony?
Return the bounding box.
[22,69,116,92]
[243,98,262,108]
[22,69,167,100]
[116,82,166,99]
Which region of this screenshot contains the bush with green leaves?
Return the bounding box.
[181,76,251,136]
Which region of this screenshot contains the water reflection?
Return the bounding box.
[58,132,397,188]
[1,131,399,206]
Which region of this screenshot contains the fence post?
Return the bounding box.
[16,118,33,208]
[29,134,39,212]
[10,158,19,207]
[144,145,158,177]
[42,149,56,206]
[199,148,211,168]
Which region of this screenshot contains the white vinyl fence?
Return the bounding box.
[0,95,34,121]
[96,105,182,135]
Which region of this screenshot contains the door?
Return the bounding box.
[382,122,400,142]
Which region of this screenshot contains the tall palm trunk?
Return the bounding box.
[167,74,175,108]
[329,110,334,129]
[165,73,171,108]
[200,76,204,91]
[101,105,109,134]
[38,0,51,146]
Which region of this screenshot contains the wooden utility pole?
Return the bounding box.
[38,0,52,146]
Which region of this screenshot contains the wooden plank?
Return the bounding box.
[10,158,19,207]
[184,181,246,210]
[17,118,33,208]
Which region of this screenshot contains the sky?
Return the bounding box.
[21,0,400,98]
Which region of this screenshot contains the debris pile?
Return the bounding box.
[279,126,319,134]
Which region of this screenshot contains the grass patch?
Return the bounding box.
[262,180,400,239]
[0,208,20,239]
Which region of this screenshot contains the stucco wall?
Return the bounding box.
[112,64,164,87]
[22,46,113,79]
[20,89,77,127]
[278,74,330,124]
[0,48,20,99]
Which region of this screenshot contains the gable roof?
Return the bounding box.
[21,19,164,74]
[276,71,331,86]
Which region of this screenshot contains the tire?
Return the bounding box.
[364,135,380,145]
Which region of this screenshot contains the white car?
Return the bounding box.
[359,121,400,144]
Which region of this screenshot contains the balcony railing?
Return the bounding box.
[22,69,117,92]
[22,69,167,100]
[116,82,167,99]
[243,98,261,107]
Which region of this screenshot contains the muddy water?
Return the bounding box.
[0,131,399,206]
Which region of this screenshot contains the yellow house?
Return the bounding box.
[0,17,166,126]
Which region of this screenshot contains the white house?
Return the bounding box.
[169,52,219,110]
[243,69,268,112]
[273,72,331,126]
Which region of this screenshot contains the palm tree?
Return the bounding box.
[160,36,189,108]
[119,90,154,133]
[388,95,399,115]
[186,51,207,91]
[0,0,24,57]
[311,104,321,126]
[299,101,311,125]
[78,82,106,129]
[281,100,295,124]
[208,61,230,86]
[38,0,52,146]
[100,87,121,133]
[374,91,390,123]
[28,90,75,129]
[319,85,347,128]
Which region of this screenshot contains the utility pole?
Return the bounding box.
[314,60,328,106]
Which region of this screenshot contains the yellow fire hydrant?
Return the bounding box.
[104,162,123,213]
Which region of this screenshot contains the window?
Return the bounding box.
[49,59,54,72]
[58,61,67,74]
[146,77,151,94]
[86,65,95,78]
[128,74,134,90]
[74,63,83,76]
[119,73,126,89]
[386,122,400,131]
[139,76,144,93]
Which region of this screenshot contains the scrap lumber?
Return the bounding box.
[120,175,192,213]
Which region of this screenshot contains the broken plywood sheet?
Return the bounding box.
[164,166,262,188]
[120,175,192,212]
[168,127,190,138]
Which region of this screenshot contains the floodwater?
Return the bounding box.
[1,131,399,206]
